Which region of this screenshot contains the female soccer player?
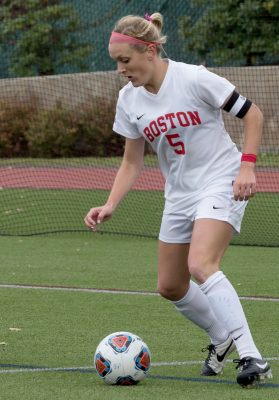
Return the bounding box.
[84,13,272,388]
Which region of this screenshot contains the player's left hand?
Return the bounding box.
[233,163,256,201]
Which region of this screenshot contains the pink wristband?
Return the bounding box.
[241,153,257,163]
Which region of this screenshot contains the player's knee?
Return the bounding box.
[157,280,188,301]
[157,281,176,300]
[188,253,218,284]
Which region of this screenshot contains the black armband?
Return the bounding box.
[223,90,252,118]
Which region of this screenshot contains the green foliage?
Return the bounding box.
[0,98,124,157]
[26,104,80,157]
[0,100,36,156]
[0,0,92,76]
[179,0,279,66]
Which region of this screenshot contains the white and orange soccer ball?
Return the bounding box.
[94,331,151,385]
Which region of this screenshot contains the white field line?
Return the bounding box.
[0,366,92,374]
[153,357,279,366]
[1,357,279,374]
[0,284,278,302]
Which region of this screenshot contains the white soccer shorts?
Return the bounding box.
[159,191,248,244]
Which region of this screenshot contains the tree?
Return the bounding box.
[179,0,279,66]
[0,0,93,76]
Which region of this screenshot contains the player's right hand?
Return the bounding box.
[84,204,114,231]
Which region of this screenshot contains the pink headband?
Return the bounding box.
[144,13,153,22]
[109,31,160,46]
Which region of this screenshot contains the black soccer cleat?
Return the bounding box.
[234,357,273,388]
[201,336,236,376]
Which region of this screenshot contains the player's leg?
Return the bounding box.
[157,241,190,301]
[157,240,234,375]
[157,212,231,361]
[189,217,272,386]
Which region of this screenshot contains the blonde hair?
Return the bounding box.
[113,13,167,53]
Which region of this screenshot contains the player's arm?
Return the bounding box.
[84,136,145,230]
[105,136,145,210]
[222,91,264,200]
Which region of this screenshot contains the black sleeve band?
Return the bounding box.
[223,90,252,119]
[236,99,252,118]
[223,90,239,112]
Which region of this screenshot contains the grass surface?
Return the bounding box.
[0,234,278,399]
[0,234,278,296]
[0,188,278,247]
[1,289,278,400]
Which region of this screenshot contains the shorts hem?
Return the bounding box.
[158,234,192,244]
[195,215,241,234]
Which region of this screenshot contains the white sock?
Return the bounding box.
[200,271,262,359]
[172,280,229,345]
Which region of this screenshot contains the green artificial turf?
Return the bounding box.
[0,234,278,296]
[0,284,278,400]
[0,233,278,400]
[0,188,279,247]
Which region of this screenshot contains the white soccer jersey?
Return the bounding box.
[113,60,242,211]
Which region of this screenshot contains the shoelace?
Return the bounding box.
[202,344,216,362]
[233,358,249,370]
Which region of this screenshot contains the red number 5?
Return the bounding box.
[166,133,185,155]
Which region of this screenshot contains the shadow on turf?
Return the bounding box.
[0,363,278,388]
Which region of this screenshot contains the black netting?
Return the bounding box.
[0,0,278,246]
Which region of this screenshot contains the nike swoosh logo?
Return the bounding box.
[216,340,234,362]
[256,362,268,369]
[233,334,243,341]
[136,114,145,120]
[213,206,224,209]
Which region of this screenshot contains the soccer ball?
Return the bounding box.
[94,331,151,385]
